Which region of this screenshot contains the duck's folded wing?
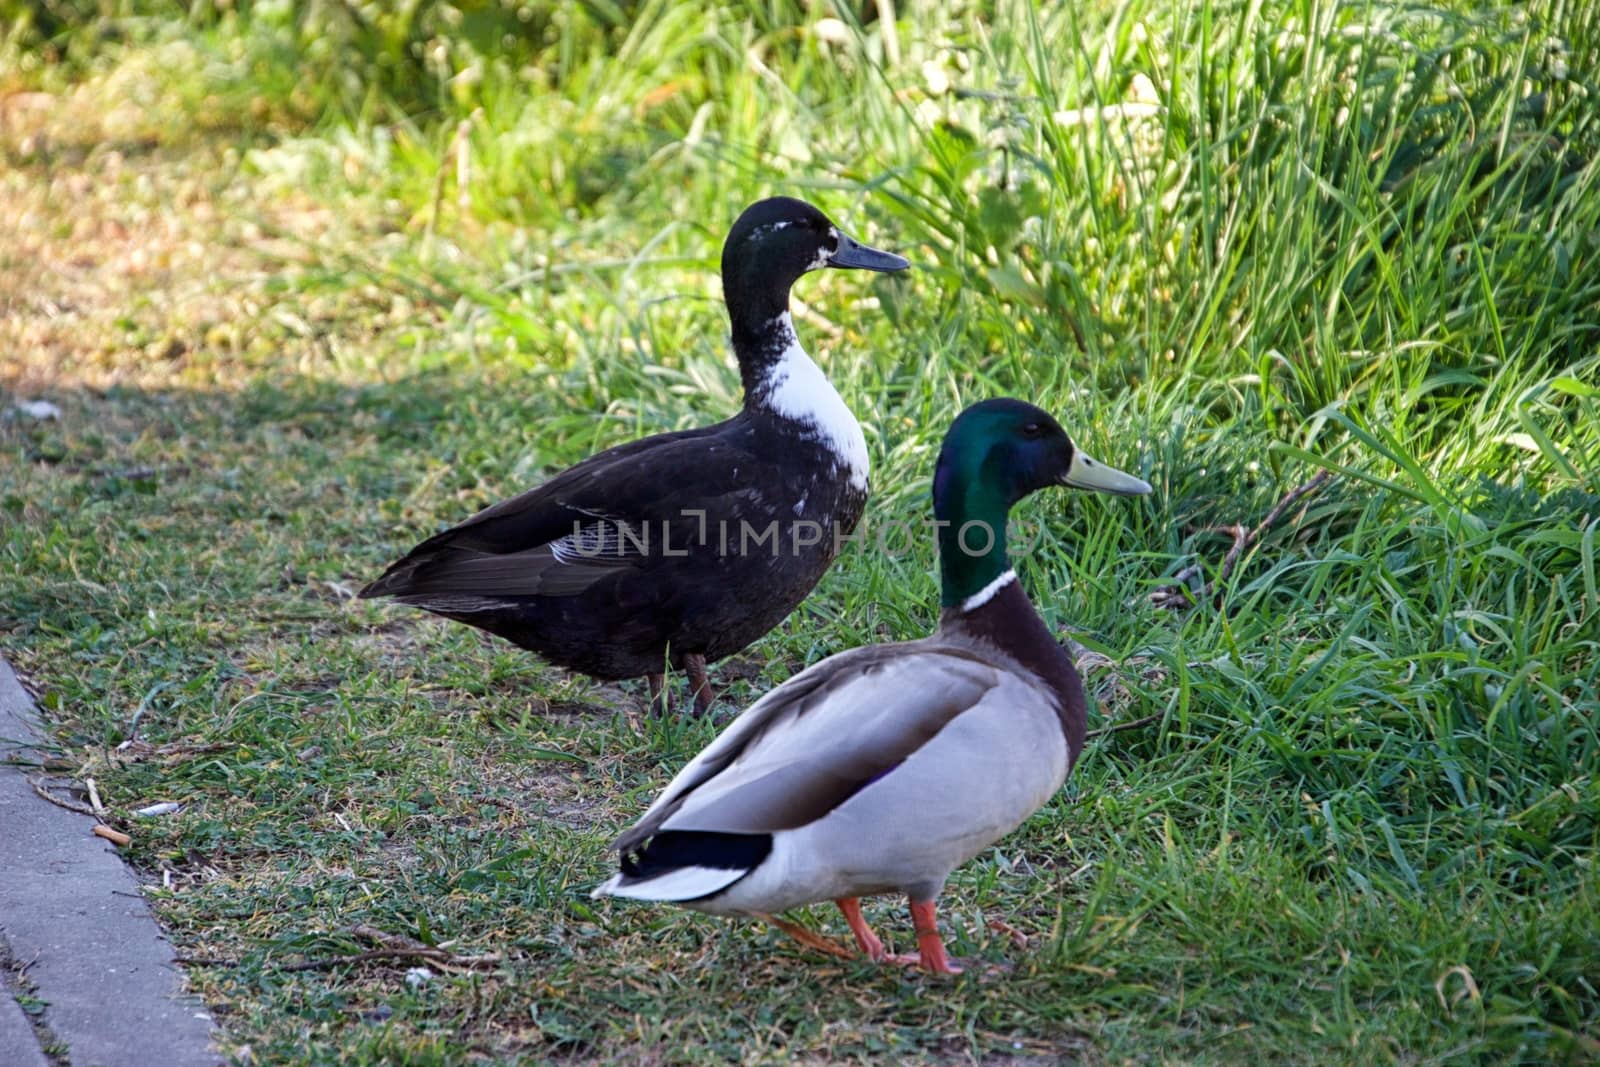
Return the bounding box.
[611,644,1001,852]
[361,427,765,600]
[416,426,738,552]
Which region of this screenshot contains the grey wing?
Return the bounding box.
[611,643,1002,850]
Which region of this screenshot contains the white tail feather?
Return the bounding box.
[591,864,748,902]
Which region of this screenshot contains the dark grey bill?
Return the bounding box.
[828,230,910,272]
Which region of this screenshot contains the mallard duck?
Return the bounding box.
[594,398,1152,973]
[359,197,908,714]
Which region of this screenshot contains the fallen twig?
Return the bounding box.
[279,949,441,973]
[28,775,98,816]
[13,949,40,980]
[1086,713,1160,739]
[1063,638,1168,735]
[986,917,1030,950]
[1152,470,1335,611]
[281,925,503,974]
[110,740,230,767]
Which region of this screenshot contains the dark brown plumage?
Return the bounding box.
[359,197,908,712]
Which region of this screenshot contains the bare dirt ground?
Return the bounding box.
[1,65,335,399]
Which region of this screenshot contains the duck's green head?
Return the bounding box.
[932,398,1152,608]
[722,197,908,344]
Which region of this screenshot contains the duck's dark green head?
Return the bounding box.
[933,398,1151,608]
[722,197,908,346]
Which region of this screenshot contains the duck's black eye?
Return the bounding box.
[1020,422,1044,439]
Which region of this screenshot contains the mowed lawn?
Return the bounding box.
[1,1,1597,1062]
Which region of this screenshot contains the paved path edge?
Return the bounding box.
[0,656,222,1067]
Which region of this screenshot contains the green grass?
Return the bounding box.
[2,0,1598,1062]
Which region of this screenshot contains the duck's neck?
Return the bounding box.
[740,313,869,490]
[725,256,795,365]
[940,573,1087,764]
[935,479,1015,609]
[934,484,1086,759]
[733,308,801,399]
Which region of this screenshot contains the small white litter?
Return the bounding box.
[10,400,61,421]
[135,802,183,818]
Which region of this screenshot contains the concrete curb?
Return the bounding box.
[0,658,222,1067]
[0,975,52,1067]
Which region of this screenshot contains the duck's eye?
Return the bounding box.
[1020,422,1044,439]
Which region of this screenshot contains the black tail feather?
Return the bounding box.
[621,830,773,879]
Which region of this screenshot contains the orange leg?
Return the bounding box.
[686,654,715,716]
[834,897,886,961]
[755,912,854,960]
[909,899,963,975]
